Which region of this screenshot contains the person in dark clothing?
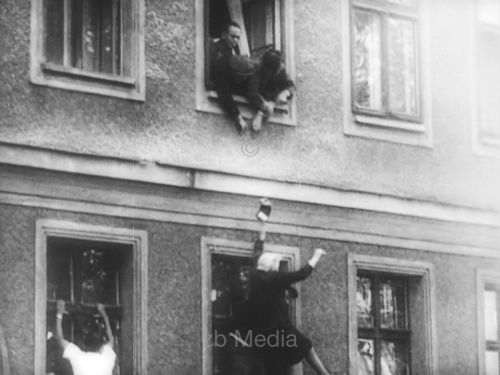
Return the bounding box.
[209,21,242,68]
[213,54,256,133]
[246,49,295,132]
[248,248,331,375]
[209,21,252,133]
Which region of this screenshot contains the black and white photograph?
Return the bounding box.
[1,0,500,374]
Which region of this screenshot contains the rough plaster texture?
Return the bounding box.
[0,1,499,204]
[1,203,500,374]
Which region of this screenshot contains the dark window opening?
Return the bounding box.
[44,0,131,77]
[356,272,411,375]
[45,237,133,375]
[210,252,294,375]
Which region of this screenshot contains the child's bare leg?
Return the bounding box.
[305,347,331,375]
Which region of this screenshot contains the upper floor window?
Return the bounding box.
[351,0,420,122]
[30,0,145,100]
[474,0,500,156]
[196,0,297,126]
[344,0,432,146]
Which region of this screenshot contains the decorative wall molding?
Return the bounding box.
[1,142,500,258]
[1,142,498,227]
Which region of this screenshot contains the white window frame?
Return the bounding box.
[30,0,146,101]
[342,0,433,147]
[477,269,500,375]
[472,0,500,158]
[200,237,303,375]
[34,220,148,375]
[348,254,437,375]
[195,0,297,126]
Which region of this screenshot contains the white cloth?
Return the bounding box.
[63,343,116,375]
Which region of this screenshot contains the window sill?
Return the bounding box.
[344,113,432,147]
[42,63,136,86]
[31,63,145,101]
[197,90,297,126]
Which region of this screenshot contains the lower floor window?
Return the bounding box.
[349,254,436,375]
[201,237,300,375]
[45,237,132,374]
[357,273,410,375]
[35,220,148,375]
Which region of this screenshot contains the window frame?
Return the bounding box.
[343,0,433,147]
[195,0,297,126]
[356,272,412,375]
[348,254,437,375]
[30,0,146,101]
[34,219,148,375]
[477,269,500,375]
[200,237,303,375]
[472,0,500,158]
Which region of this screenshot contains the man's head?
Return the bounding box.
[222,21,242,50]
[228,55,255,84]
[80,317,105,352]
[262,49,285,74]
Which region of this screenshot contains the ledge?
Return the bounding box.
[0,142,499,229]
[197,90,297,126]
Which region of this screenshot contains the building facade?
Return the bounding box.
[1,0,500,374]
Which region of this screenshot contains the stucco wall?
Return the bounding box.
[1,0,499,210]
[0,203,499,374]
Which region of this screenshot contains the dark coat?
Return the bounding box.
[246,67,295,112]
[248,264,312,331]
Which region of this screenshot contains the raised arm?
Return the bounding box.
[271,248,327,286]
[55,300,69,350]
[96,303,114,349]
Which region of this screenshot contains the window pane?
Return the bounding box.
[387,17,418,117]
[45,0,65,65]
[485,290,499,341]
[353,9,383,111]
[486,350,500,375]
[357,276,374,328]
[358,339,375,375]
[211,254,255,375]
[71,0,122,74]
[381,340,410,375]
[478,0,500,26]
[47,246,72,301]
[80,249,120,305]
[100,0,121,74]
[81,0,101,72]
[244,0,276,59]
[379,278,408,329]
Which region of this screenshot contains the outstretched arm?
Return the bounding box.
[55,300,69,350]
[96,304,114,349]
[271,248,327,285]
